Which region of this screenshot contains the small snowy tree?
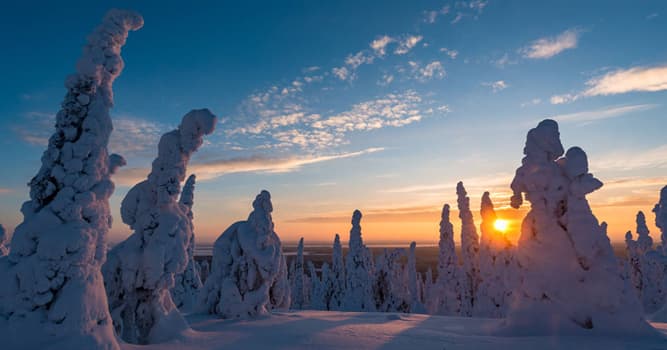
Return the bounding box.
[199,190,290,318]
[343,210,376,311]
[457,182,480,317]
[373,248,409,313]
[474,192,514,318]
[198,259,210,283]
[103,109,216,344]
[636,211,654,254]
[329,234,346,310]
[171,175,203,311]
[407,242,426,313]
[503,120,654,335]
[625,231,643,297]
[654,185,667,254]
[0,225,8,257]
[291,238,305,309]
[433,204,461,315]
[307,261,324,310]
[0,10,142,350]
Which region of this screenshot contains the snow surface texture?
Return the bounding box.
[457,182,480,317]
[0,9,142,350]
[199,190,291,319]
[102,109,216,344]
[432,204,461,315]
[344,210,376,312]
[0,225,8,257]
[504,119,655,336]
[474,192,514,318]
[171,175,203,312]
[117,310,667,350]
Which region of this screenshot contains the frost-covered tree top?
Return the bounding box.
[437,204,456,275]
[504,119,654,336]
[199,190,290,319]
[635,211,653,253]
[0,9,142,350]
[349,210,363,252]
[654,185,667,253]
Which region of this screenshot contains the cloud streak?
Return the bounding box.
[551,64,667,104]
[548,104,657,124]
[113,147,385,186]
[521,28,581,59]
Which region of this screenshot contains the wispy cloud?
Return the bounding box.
[423,5,450,23]
[14,112,168,158]
[113,147,384,185]
[370,35,395,56]
[521,28,581,59]
[646,13,659,20]
[439,47,459,59]
[593,144,667,171]
[380,173,513,194]
[0,188,13,195]
[394,35,423,55]
[520,98,542,107]
[551,64,667,104]
[548,104,656,124]
[482,80,508,92]
[406,61,446,82]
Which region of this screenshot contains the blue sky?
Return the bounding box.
[1,0,667,244]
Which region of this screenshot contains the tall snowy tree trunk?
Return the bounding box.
[102,110,216,344]
[457,182,480,317]
[0,10,142,350]
[434,204,461,316]
[292,238,305,309]
[344,210,376,312]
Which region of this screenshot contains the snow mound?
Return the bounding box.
[0,9,141,350]
[102,109,216,344]
[199,190,291,319]
[503,119,657,336]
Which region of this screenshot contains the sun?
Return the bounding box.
[493,219,509,233]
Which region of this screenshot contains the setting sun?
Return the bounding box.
[494,219,509,233]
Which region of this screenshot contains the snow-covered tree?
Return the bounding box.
[343,210,376,311]
[307,261,322,309]
[457,182,480,317]
[653,186,667,254]
[373,248,409,313]
[504,120,654,335]
[329,233,346,310]
[313,262,332,310]
[625,231,643,297]
[0,10,142,350]
[198,259,210,284]
[0,225,8,257]
[407,242,426,313]
[474,192,514,318]
[291,238,306,309]
[199,190,291,318]
[102,109,216,344]
[171,174,203,311]
[636,211,653,254]
[433,204,461,316]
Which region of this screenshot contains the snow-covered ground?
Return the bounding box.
[122,310,667,350]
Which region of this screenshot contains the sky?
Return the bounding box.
[1,0,666,245]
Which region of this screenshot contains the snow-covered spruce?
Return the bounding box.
[407,242,426,313]
[291,237,306,309]
[636,211,654,254]
[474,192,514,318]
[0,225,8,257]
[171,174,203,311]
[457,182,480,317]
[625,231,644,298]
[373,248,409,312]
[0,10,142,350]
[102,109,216,344]
[343,210,376,311]
[198,259,210,284]
[654,185,667,254]
[328,233,346,310]
[503,119,655,336]
[432,204,461,315]
[199,190,291,318]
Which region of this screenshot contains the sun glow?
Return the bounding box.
[493,219,509,233]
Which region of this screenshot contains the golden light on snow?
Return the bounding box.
[493,219,509,232]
